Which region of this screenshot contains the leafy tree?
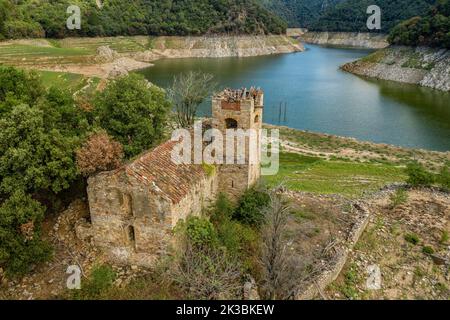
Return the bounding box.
[94,74,171,158]
[0,104,78,195]
[388,0,450,48]
[0,0,11,38]
[0,67,45,115]
[0,0,286,39]
[310,0,437,33]
[0,191,52,276]
[167,71,216,128]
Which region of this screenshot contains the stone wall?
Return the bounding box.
[86,88,263,267]
[87,167,219,267]
[211,92,263,202]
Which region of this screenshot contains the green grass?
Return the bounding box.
[0,44,91,57]
[36,70,99,93]
[360,49,386,63]
[263,152,406,198]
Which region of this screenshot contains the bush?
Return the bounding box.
[208,193,259,272]
[389,189,408,209]
[73,265,116,300]
[233,187,270,228]
[183,216,218,249]
[0,191,52,276]
[405,233,420,245]
[210,193,234,225]
[76,132,124,176]
[422,246,435,255]
[440,231,449,244]
[406,162,435,187]
[437,164,450,191]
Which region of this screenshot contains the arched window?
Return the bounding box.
[254,115,260,123]
[225,118,238,129]
[127,225,136,246]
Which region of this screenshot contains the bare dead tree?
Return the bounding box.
[167,71,217,128]
[170,243,242,300]
[259,190,298,300]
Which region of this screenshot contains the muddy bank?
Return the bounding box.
[342,46,450,92]
[299,32,389,49]
[139,35,304,60]
[1,35,303,78]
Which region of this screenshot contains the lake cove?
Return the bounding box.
[176,305,210,318]
[139,44,450,152]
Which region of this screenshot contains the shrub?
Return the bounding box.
[209,194,259,272]
[73,265,116,300]
[0,191,52,276]
[405,233,420,245]
[437,164,450,191]
[183,216,218,249]
[440,231,449,244]
[210,193,234,225]
[406,162,435,187]
[233,187,270,228]
[76,132,124,176]
[422,246,435,255]
[389,188,408,209]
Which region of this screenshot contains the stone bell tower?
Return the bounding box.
[211,87,264,201]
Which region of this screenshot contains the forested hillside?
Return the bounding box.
[388,0,450,48]
[259,0,343,28]
[261,0,437,33]
[0,0,287,39]
[311,0,437,32]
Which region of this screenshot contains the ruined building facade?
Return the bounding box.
[86,88,264,266]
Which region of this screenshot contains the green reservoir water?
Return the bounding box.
[139,44,450,151]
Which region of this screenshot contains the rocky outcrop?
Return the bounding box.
[133,35,304,61]
[299,32,389,49]
[342,46,450,92]
[95,45,119,63]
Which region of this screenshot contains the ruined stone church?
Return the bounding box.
[86,88,264,266]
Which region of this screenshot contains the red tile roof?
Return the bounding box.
[123,140,208,204]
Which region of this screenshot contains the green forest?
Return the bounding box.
[0,0,287,39]
[259,0,343,28]
[388,0,450,48]
[261,0,449,47]
[309,0,437,32]
[261,0,438,32]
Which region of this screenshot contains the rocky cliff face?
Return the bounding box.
[133,35,304,61]
[341,46,450,92]
[299,32,389,49]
